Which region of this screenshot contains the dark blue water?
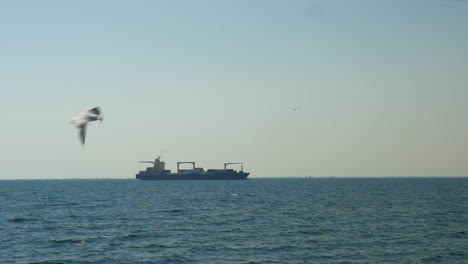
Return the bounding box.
[0,178,466,264]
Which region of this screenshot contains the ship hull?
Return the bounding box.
[136,172,249,181]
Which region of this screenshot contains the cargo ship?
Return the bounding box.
[136,156,249,180]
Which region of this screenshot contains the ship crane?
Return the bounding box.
[139,155,163,165]
[139,161,155,164]
[177,161,195,173]
[139,156,165,173]
[224,162,244,172]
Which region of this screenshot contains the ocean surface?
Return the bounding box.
[0,178,466,264]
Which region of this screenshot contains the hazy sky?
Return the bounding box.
[1,0,467,179]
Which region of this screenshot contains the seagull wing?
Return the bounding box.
[88,106,101,116]
[79,124,87,146]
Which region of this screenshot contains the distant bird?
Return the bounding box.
[69,106,103,147]
[288,106,301,111]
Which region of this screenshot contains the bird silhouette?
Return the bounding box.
[288,106,301,111]
[69,106,103,147]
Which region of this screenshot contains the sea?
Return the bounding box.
[0,178,466,264]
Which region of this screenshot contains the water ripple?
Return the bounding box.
[0,178,466,263]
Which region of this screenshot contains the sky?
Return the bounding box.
[1,0,467,179]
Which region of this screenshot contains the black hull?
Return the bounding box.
[136,172,249,181]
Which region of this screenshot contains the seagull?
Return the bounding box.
[288,106,301,111]
[69,106,103,147]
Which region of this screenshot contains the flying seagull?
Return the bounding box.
[69,106,103,147]
[288,106,301,111]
